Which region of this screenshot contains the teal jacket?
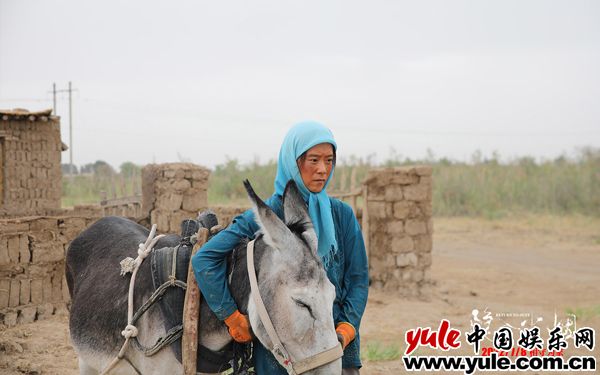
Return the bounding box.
[191,194,369,372]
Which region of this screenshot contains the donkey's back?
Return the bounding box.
[66,216,181,374]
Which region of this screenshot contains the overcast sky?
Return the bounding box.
[1,0,599,169]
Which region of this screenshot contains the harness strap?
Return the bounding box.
[246,240,343,375]
[132,324,184,356]
[131,279,187,324]
[293,345,344,374]
[246,240,296,374]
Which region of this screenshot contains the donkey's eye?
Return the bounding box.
[292,298,315,319]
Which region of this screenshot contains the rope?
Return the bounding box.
[99,224,165,375]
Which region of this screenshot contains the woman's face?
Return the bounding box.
[297,143,335,193]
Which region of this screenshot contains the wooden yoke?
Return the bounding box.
[182,227,209,375]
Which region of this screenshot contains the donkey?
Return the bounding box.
[66,180,341,374]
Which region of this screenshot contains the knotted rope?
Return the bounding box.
[100,224,165,375]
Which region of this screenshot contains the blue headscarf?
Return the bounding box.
[274,121,338,268]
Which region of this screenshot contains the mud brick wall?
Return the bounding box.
[0,216,96,327]
[0,111,63,217]
[364,166,433,295]
[141,163,210,233]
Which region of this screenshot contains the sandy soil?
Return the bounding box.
[1,214,599,374]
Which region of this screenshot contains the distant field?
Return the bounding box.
[62,148,600,217]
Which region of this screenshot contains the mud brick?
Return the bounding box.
[420,175,432,185]
[414,235,433,253]
[175,169,187,179]
[62,276,70,302]
[3,311,18,327]
[403,184,429,202]
[413,269,425,282]
[9,279,20,307]
[37,303,54,320]
[384,184,403,202]
[0,237,9,265]
[19,279,30,305]
[155,179,173,192]
[156,193,183,211]
[0,279,10,308]
[42,276,52,302]
[163,169,175,178]
[427,218,434,234]
[414,165,433,176]
[30,279,43,304]
[7,236,20,262]
[17,306,37,324]
[405,219,427,235]
[391,235,414,253]
[396,252,418,267]
[51,272,63,302]
[368,230,391,256]
[190,179,206,189]
[191,169,210,181]
[28,264,52,278]
[29,218,58,232]
[60,218,87,239]
[172,178,191,192]
[30,230,55,243]
[182,189,208,211]
[32,243,64,263]
[417,201,433,217]
[393,201,411,219]
[391,173,419,185]
[19,235,30,263]
[418,252,433,268]
[55,303,69,317]
[386,221,404,235]
[367,201,390,219]
[153,211,170,234]
[368,256,387,275]
[367,185,385,201]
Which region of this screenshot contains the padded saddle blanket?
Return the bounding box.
[150,243,235,373]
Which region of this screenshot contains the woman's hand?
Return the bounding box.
[224,309,253,343]
[336,322,356,350]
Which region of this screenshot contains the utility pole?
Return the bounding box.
[49,82,77,174]
[52,83,57,115]
[68,81,73,174]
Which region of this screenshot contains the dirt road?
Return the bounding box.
[2,215,599,374]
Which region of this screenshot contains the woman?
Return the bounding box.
[192,121,369,374]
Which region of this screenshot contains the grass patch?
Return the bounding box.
[565,305,600,321]
[61,148,600,218]
[361,341,401,361]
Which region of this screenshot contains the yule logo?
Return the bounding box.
[404,319,462,355]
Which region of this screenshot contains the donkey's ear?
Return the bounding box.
[244,179,292,250]
[283,180,318,252]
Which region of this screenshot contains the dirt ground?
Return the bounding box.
[1,214,599,374]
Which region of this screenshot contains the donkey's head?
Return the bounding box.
[244,180,341,374]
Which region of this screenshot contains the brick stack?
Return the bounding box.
[141,163,210,233]
[364,166,433,295]
[0,109,63,217]
[0,216,95,326]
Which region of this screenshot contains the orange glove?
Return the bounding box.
[224,310,253,343]
[336,322,356,350]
